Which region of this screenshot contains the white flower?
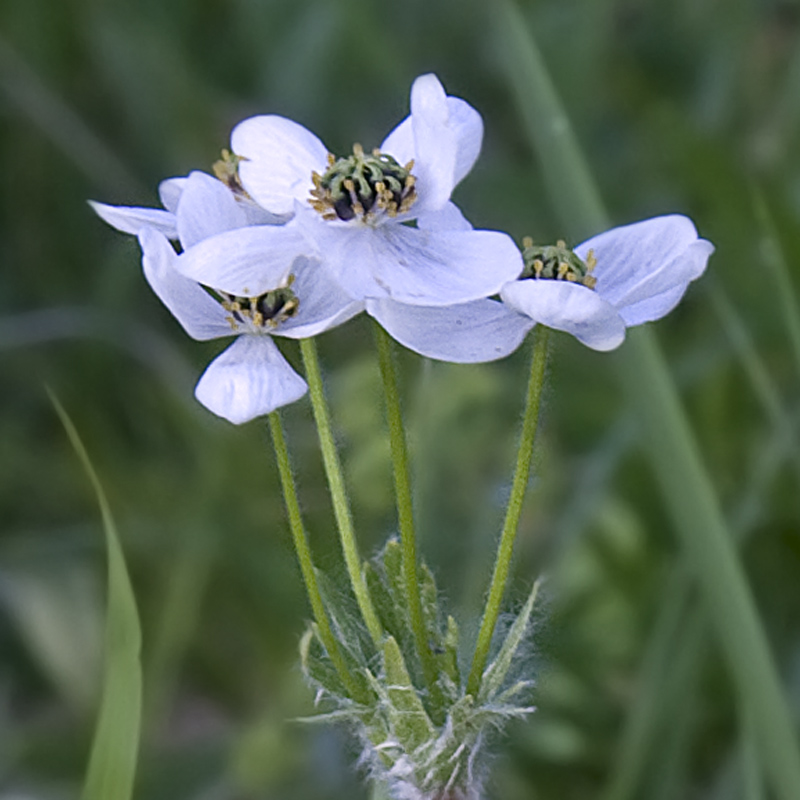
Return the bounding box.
[366,206,534,362]
[500,215,714,351]
[227,73,523,305]
[111,171,362,423]
[89,156,286,244]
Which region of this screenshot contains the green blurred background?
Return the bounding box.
[2,0,800,798]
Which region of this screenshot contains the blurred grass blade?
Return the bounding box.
[50,393,142,800]
[752,189,800,378]
[493,2,800,799]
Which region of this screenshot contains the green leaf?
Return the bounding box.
[478,579,540,704]
[382,636,435,754]
[49,394,142,800]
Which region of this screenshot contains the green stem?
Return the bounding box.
[467,326,550,697]
[267,412,361,699]
[372,321,439,698]
[300,338,383,648]
[495,2,800,797]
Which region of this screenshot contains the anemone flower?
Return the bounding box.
[227,73,523,305]
[500,215,714,351]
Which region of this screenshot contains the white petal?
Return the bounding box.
[408,74,457,212]
[174,223,308,296]
[232,115,329,215]
[367,297,533,363]
[276,257,364,339]
[576,215,714,310]
[195,336,308,424]
[618,282,688,327]
[382,97,482,190]
[177,171,247,249]
[138,227,231,341]
[447,97,483,185]
[90,200,177,238]
[158,177,187,213]
[501,279,626,351]
[362,225,524,306]
[416,201,473,232]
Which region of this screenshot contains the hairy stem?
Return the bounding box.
[373,321,441,705]
[467,326,550,697]
[268,411,362,699]
[300,338,383,648]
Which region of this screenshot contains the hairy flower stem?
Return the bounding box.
[268,412,364,700]
[300,338,384,648]
[373,321,442,712]
[467,326,550,697]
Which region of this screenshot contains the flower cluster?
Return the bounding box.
[90,73,714,800]
[92,73,712,425]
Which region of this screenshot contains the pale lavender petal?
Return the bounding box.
[158,177,187,213]
[90,200,177,238]
[138,227,231,341]
[276,257,364,339]
[618,283,688,327]
[177,171,248,249]
[501,279,626,351]
[407,74,457,212]
[324,225,523,306]
[416,202,473,232]
[195,335,308,424]
[367,297,533,362]
[232,115,329,215]
[576,215,714,310]
[382,97,482,189]
[174,223,308,296]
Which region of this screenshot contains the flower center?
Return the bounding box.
[520,238,597,289]
[309,143,417,222]
[213,149,250,198]
[215,277,299,333]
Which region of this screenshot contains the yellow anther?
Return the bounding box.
[372,147,381,157]
[557,239,566,249]
[533,259,544,277]
[353,142,364,157]
[557,262,570,279]
[404,159,415,172]
[327,152,336,166]
[586,249,597,271]
[522,236,534,249]
[253,312,264,327]
[583,275,597,289]
[343,178,355,192]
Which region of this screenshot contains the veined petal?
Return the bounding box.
[138,227,231,341]
[195,336,308,424]
[177,171,247,249]
[367,297,533,363]
[90,200,177,239]
[276,257,364,339]
[382,97,483,190]
[232,115,329,215]
[408,74,457,212]
[158,177,187,213]
[364,225,524,306]
[174,223,308,296]
[576,215,714,310]
[618,282,688,327]
[501,279,626,351]
[416,201,473,232]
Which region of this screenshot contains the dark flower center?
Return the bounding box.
[520,238,597,289]
[309,143,417,222]
[215,280,299,332]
